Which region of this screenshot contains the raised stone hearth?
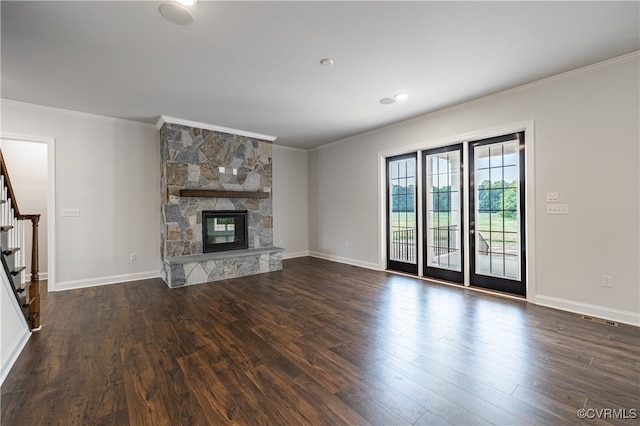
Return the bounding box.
[164,247,283,287]
[158,116,282,288]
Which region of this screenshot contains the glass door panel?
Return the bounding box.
[423,144,463,283]
[387,153,418,274]
[469,133,525,295]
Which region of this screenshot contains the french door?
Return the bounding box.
[386,132,526,296]
[386,153,418,275]
[422,144,463,283]
[469,133,526,296]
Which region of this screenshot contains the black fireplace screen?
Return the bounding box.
[202,210,248,252]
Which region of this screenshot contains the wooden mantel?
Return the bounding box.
[179,189,270,199]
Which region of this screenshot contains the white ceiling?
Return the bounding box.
[2,1,638,149]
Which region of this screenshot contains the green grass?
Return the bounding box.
[391,211,518,242]
[477,212,518,232]
[392,211,517,227]
[391,211,416,228]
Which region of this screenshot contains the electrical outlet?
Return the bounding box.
[546,204,569,215]
[602,275,612,288]
[129,253,137,261]
[546,192,559,202]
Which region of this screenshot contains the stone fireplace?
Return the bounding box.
[158,116,283,288]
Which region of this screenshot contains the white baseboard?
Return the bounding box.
[282,250,310,260]
[533,294,640,327]
[308,251,382,271]
[0,324,30,386]
[55,270,161,291]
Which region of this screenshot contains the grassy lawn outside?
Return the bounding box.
[391,211,417,229]
[391,211,518,243]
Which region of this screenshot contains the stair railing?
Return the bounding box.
[0,150,40,329]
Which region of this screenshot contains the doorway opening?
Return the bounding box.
[0,135,56,292]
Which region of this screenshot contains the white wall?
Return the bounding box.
[309,136,381,270]
[308,53,640,325]
[1,100,161,290]
[273,145,309,258]
[0,140,48,279]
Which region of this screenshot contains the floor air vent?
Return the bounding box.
[580,315,618,327]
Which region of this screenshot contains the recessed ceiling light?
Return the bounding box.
[379,97,396,105]
[159,3,194,25]
[177,0,198,5]
[320,58,334,67]
[395,93,409,101]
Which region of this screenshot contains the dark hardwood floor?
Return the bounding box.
[2,257,639,425]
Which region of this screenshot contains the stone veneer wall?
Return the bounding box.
[159,121,282,287]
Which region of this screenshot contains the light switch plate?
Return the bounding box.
[61,208,79,217]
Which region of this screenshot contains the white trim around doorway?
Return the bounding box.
[0,133,56,292]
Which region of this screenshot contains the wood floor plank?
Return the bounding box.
[335,383,411,425]
[210,358,275,424]
[268,334,363,394]
[289,373,372,426]
[2,259,638,425]
[339,377,428,424]
[411,353,519,395]
[177,351,250,424]
[120,343,173,426]
[414,409,454,426]
[244,363,331,425]
[512,384,590,425]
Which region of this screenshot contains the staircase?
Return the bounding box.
[0,150,40,330]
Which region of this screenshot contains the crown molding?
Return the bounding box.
[272,143,308,153]
[1,99,155,129]
[156,115,277,142]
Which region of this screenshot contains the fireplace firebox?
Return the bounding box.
[202,210,248,253]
